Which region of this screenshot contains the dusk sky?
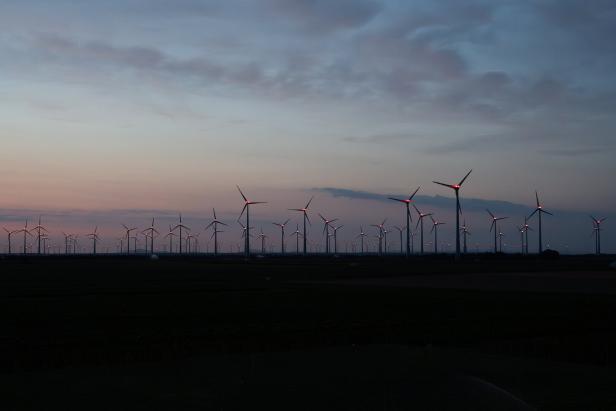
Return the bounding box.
[1,0,615,253]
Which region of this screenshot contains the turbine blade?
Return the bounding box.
[237,185,247,201]
[409,186,420,200]
[433,181,454,189]
[305,196,314,209]
[528,209,538,219]
[389,197,406,203]
[542,209,554,216]
[486,209,495,218]
[536,191,540,207]
[238,204,247,220]
[305,212,311,226]
[458,169,472,186]
[490,220,495,232]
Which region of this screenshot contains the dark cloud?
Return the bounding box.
[268,0,383,32]
[313,187,534,216]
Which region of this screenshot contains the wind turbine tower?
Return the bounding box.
[433,170,472,259]
[487,209,508,253]
[389,187,420,257]
[237,186,267,257]
[206,208,227,256]
[31,216,48,255]
[430,216,446,254]
[413,205,433,255]
[527,191,553,253]
[590,216,607,254]
[289,196,313,255]
[272,219,290,254]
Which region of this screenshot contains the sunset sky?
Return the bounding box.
[1,1,615,253]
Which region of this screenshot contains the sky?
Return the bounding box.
[0,0,615,253]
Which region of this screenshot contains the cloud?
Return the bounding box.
[342,133,418,144]
[314,187,537,216]
[268,0,383,33]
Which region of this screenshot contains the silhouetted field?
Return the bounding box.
[1,254,615,409]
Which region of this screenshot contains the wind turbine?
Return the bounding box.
[238,221,253,240]
[319,214,338,254]
[163,225,177,254]
[430,216,445,254]
[237,186,266,257]
[3,228,17,254]
[30,216,48,255]
[62,232,72,254]
[256,228,267,254]
[290,224,302,255]
[487,209,508,253]
[371,219,387,255]
[410,228,418,254]
[413,205,433,255]
[460,220,471,254]
[433,170,472,259]
[357,226,367,254]
[272,219,290,254]
[383,227,389,254]
[121,224,138,254]
[332,225,343,254]
[186,233,198,254]
[208,227,224,254]
[172,214,190,255]
[521,217,532,255]
[41,234,49,255]
[71,235,79,255]
[289,196,313,255]
[590,216,607,254]
[142,218,159,255]
[498,231,505,253]
[14,220,33,255]
[389,187,420,257]
[393,226,404,254]
[518,225,525,254]
[205,208,227,256]
[527,191,553,253]
[87,226,100,255]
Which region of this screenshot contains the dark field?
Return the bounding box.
[2,254,616,410]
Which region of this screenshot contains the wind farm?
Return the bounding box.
[2,1,616,409]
